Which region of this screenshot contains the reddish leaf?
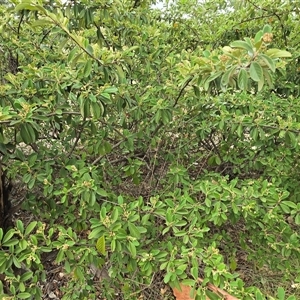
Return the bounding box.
[173,283,196,300]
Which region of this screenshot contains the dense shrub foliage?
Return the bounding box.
[0,0,299,299]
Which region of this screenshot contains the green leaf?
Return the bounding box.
[16,220,24,233]
[90,101,103,119]
[128,222,141,239]
[230,257,237,271]
[221,66,237,86]
[74,266,85,281]
[80,97,90,118]
[295,213,300,225]
[282,201,296,209]
[286,131,297,147]
[103,86,118,94]
[56,249,65,264]
[71,53,83,68]
[86,44,94,56]
[255,291,264,300]
[25,221,37,236]
[28,177,36,190]
[250,127,258,141]
[191,266,198,279]
[266,49,292,58]
[83,60,92,77]
[16,293,32,299]
[15,3,40,11]
[236,124,243,137]
[88,227,103,239]
[13,256,21,268]
[237,68,248,90]
[2,228,15,244]
[23,173,31,184]
[31,19,53,27]
[20,271,33,282]
[257,76,264,92]
[263,24,272,33]
[259,54,275,72]
[164,271,172,283]
[280,203,290,213]
[97,188,107,197]
[181,279,195,286]
[263,69,274,88]
[204,71,223,86]
[206,290,221,300]
[20,123,37,144]
[68,48,78,64]
[277,287,285,300]
[254,30,263,43]
[128,241,136,258]
[96,235,106,256]
[230,40,253,54]
[3,239,19,247]
[115,65,126,83]
[249,62,263,82]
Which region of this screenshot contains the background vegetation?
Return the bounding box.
[0,0,299,299]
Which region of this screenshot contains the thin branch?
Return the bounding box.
[67,119,87,158]
[246,0,287,46]
[232,14,275,28]
[208,133,223,164]
[150,76,193,138]
[173,76,193,108]
[40,29,52,45]
[94,22,110,48]
[45,12,103,65]
[17,11,24,39]
[92,139,125,165]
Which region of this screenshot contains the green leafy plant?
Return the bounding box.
[0,0,299,299]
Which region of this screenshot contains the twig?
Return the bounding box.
[67,119,87,158]
[150,76,193,138]
[92,139,124,165]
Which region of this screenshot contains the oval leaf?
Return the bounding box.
[250,62,263,82]
[230,40,253,54]
[96,235,106,256]
[266,49,292,58]
[259,54,275,72]
[237,68,248,90]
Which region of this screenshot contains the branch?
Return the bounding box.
[92,139,125,165]
[150,76,193,138]
[67,119,87,158]
[232,14,275,28]
[173,76,193,108]
[44,12,103,65]
[246,0,287,46]
[94,22,110,49]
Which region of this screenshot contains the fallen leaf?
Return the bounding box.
[172,279,239,300]
[173,283,196,300]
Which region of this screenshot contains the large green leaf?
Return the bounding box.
[249,62,263,82]
[221,66,237,86]
[266,48,292,58]
[96,235,106,256]
[259,54,276,72]
[230,40,254,54]
[237,68,248,90]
